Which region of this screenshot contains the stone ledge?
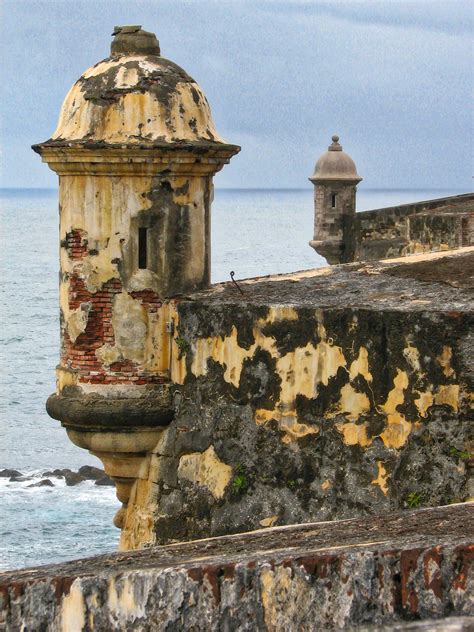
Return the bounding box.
[1,504,472,630]
[189,248,474,310]
[46,388,174,431]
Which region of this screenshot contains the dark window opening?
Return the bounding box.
[138,227,148,269]
[331,193,337,208]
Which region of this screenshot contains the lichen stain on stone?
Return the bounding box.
[60,579,86,632]
[372,461,389,495]
[260,566,291,631]
[191,324,277,388]
[177,446,232,499]
[190,309,349,443]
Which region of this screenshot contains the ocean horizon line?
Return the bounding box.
[1,186,472,193]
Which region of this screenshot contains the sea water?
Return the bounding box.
[0,187,467,570]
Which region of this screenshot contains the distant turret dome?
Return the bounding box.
[42,26,231,149]
[310,135,362,183]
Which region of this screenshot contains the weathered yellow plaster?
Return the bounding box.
[52,58,224,145]
[95,292,148,366]
[336,421,372,447]
[60,580,86,632]
[259,515,278,527]
[437,346,455,378]
[177,446,232,499]
[403,343,421,373]
[379,369,413,449]
[120,479,159,551]
[337,383,371,421]
[371,461,389,495]
[255,407,319,444]
[56,366,79,393]
[435,384,459,411]
[108,576,148,619]
[414,389,434,417]
[191,326,254,388]
[66,303,91,342]
[349,347,372,381]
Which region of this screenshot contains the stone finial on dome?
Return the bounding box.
[111,25,161,56]
[328,135,342,151]
[310,135,362,184]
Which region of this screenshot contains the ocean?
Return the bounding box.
[0,187,468,570]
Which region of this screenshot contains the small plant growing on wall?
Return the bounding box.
[449,446,472,460]
[175,336,190,358]
[232,464,249,494]
[405,491,423,508]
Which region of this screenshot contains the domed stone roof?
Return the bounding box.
[41,26,234,149]
[310,135,362,183]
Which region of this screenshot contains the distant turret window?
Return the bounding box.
[138,227,148,269]
[331,193,337,208]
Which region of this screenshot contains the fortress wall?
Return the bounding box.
[1,504,472,631]
[350,193,474,263]
[118,249,473,550]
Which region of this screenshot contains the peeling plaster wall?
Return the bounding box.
[120,251,473,549]
[57,173,211,390]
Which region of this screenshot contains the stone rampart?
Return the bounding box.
[1,504,472,631]
[350,193,473,263]
[116,248,473,550]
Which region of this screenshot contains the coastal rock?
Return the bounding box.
[78,465,105,480]
[94,475,114,487]
[28,479,55,488]
[0,469,21,478]
[64,472,85,486]
[9,475,32,482]
[43,468,69,478]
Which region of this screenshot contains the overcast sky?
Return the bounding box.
[1,0,472,189]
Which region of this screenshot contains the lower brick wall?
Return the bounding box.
[62,275,166,385]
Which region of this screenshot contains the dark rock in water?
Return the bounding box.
[94,475,114,487]
[64,472,85,486]
[28,479,55,488]
[78,465,105,481]
[0,469,22,478]
[43,468,69,478]
[9,475,32,482]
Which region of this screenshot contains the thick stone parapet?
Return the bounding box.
[0,504,472,630]
[116,248,473,549]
